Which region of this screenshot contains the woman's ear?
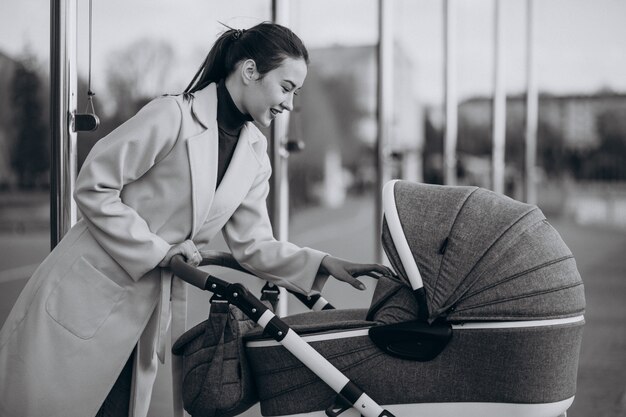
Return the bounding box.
[241,59,258,85]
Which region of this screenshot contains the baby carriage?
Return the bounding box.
[172,180,585,417]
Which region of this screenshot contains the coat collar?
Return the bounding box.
[191,83,263,144]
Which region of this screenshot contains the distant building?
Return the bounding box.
[458,92,626,151]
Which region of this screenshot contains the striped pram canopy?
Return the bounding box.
[380,180,586,323]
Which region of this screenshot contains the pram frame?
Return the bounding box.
[170,254,395,417]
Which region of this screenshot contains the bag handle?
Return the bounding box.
[198,303,229,417]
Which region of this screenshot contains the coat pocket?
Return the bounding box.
[46,256,125,339]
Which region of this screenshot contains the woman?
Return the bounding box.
[0,22,390,417]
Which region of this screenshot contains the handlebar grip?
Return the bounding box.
[199,250,249,274]
[170,254,211,290]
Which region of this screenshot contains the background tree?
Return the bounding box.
[536,120,565,177]
[422,109,444,185]
[77,39,177,169]
[106,38,176,123]
[10,56,49,189]
[582,109,626,180]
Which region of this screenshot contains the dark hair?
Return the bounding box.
[184,22,309,95]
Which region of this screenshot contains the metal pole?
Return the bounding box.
[443,0,458,186]
[271,0,291,316]
[376,0,393,263]
[492,0,506,195]
[524,0,538,205]
[50,0,78,249]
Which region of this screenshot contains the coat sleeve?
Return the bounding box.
[74,97,182,280]
[221,152,330,295]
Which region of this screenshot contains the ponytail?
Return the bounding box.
[184,29,238,95]
[184,22,309,96]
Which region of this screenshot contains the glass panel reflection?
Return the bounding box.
[0,1,51,327]
[287,0,379,311]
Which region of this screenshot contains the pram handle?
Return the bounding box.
[194,250,336,310]
[170,254,269,321]
[170,254,228,292]
[199,250,249,272]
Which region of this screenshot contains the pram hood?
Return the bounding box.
[381,180,585,323]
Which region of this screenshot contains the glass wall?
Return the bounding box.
[389,0,445,184]
[75,0,271,167]
[532,0,626,228]
[386,0,626,231]
[284,0,380,311]
[0,1,51,328]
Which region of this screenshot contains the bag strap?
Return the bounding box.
[260,282,280,311]
[191,297,230,417]
[199,296,230,350]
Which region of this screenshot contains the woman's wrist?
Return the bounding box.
[318,254,331,275]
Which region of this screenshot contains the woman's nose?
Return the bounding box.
[282,94,294,112]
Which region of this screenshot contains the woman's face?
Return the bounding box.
[242,57,308,127]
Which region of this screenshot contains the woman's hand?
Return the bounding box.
[159,239,202,268]
[319,255,394,291]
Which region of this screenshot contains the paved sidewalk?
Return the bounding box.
[550,217,626,417]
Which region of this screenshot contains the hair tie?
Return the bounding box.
[232,29,245,40]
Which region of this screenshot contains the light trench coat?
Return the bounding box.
[0,83,328,417]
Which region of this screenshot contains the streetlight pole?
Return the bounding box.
[443,0,458,186]
[376,0,394,263]
[492,0,507,195]
[270,0,292,316]
[525,0,538,205]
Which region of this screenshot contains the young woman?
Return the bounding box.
[0,22,391,417]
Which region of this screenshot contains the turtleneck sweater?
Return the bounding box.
[216,79,253,188]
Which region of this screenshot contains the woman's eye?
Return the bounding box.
[282,85,299,96]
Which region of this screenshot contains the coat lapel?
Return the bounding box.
[186,84,264,237]
[187,129,216,238]
[187,85,218,238]
[211,123,262,216]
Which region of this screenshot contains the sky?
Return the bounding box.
[1,0,625,106]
